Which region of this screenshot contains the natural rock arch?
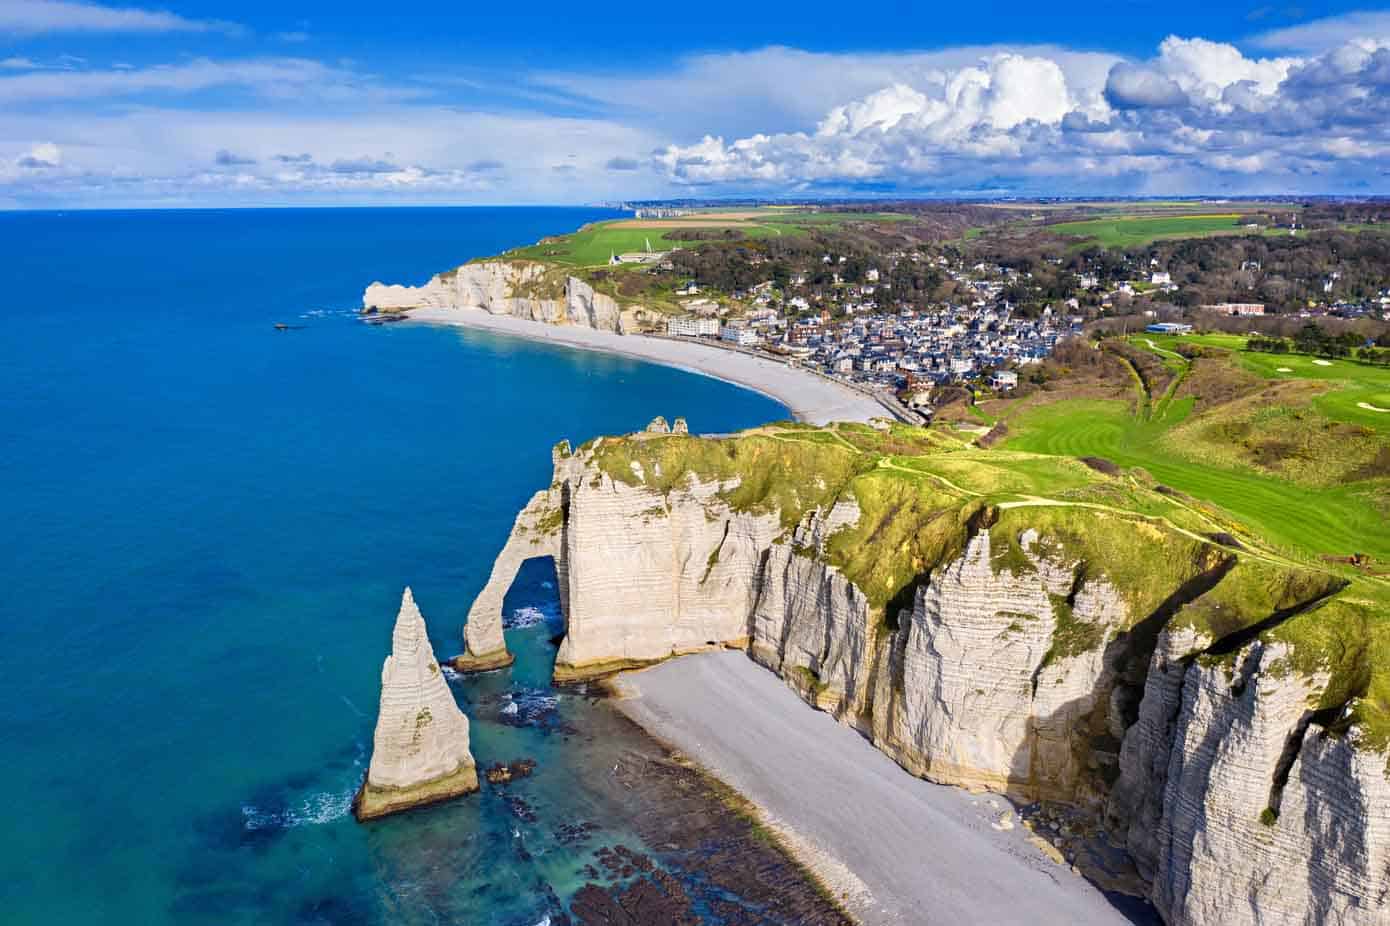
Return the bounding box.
[454,487,568,672]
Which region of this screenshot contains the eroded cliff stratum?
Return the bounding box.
[461,419,1389,925]
[364,260,664,333]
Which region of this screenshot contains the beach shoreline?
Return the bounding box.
[612,651,1152,926]
[400,307,890,425]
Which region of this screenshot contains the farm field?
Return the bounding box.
[502,221,783,266]
[981,200,1300,214]
[1045,214,1257,248]
[503,209,906,267]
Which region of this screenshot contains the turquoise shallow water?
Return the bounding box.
[0,208,788,924]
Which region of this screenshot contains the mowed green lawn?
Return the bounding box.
[1138,333,1390,433]
[1000,398,1390,562]
[1047,214,1254,248]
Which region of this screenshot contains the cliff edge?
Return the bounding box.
[364,260,655,333]
[464,420,1390,924]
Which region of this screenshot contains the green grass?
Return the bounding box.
[1137,334,1390,434]
[1340,223,1390,235]
[503,221,796,267]
[999,397,1389,561]
[765,210,909,225]
[501,210,907,267]
[1046,214,1255,249]
[573,418,1390,753]
[892,450,1098,498]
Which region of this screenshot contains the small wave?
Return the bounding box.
[533,917,551,926]
[541,581,554,589]
[299,307,357,319]
[505,606,548,629]
[441,664,462,681]
[497,688,561,728]
[242,786,354,831]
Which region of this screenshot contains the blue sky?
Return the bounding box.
[2,0,1389,206]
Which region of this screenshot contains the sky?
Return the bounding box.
[2,0,1389,207]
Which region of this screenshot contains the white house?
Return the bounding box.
[667,316,720,337]
[1205,302,1265,316]
[720,324,760,347]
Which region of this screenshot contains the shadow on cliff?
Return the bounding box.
[499,555,566,648]
[1004,542,1355,925]
[1003,552,1242,925]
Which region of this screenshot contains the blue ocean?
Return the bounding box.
[0,208,791,924]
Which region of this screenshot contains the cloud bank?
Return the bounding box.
[651,33,1390,195]
[0,0,241,35]
[2,8,1389,205]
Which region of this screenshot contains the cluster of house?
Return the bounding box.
[1081,255,1390,320]
[629,207,692,219]
[667,298,1082,396]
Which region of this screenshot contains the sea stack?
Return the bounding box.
[354,587,479,822]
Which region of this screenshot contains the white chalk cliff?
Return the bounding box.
[364,260,650,333]
[463,431,1389,924]
[354,587,479,821]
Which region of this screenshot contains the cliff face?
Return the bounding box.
[1118,630,1390,925]
[355,588,479,821]
[363,261,636,333]
[463,426,1389,924]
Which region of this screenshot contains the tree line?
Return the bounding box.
[1248,324,1390,364]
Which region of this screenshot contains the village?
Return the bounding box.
[659,250,1084,408]
[643,227,1390,411]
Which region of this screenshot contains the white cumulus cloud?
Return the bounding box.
[0,0,242,35]
[1252,10,1390,53]
[654,30,1390,195]
[16,140,61,167]
[658,52,1089,186]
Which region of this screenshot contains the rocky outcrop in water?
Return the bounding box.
[354,587,479,821]
[363,261,648,333]
[465,429,1389,924]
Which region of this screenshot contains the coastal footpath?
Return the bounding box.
[462,424,1390,925]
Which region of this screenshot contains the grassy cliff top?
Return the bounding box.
[990,337,1389,562]
[582,416,1390,759]
[499,208,907,268]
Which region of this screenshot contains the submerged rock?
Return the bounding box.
[484,758,537,785]
[353,588,479,821]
